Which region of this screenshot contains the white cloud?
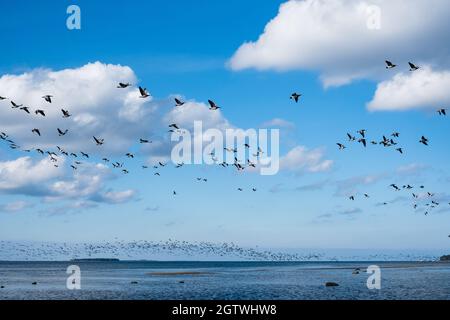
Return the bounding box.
[261,118,295,129]
[280,146,333,173]
[367,67,450,111]
[92,189,136,204]
[0,157,64,193]
[0,201,33,213]
[229,0,450,87]
[0,62,161,154]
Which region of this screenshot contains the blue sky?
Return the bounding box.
[1,0,450,255]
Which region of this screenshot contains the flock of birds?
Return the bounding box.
[336,130,441,154]
[0,59,449,261]
[333,61,449,217]
[0,240,320,262]
[1,84,263,195]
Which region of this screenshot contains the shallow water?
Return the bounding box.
[0,261,449,300]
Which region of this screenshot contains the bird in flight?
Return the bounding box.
[93,136,104,145]
[408,62,420,71]
[31,128,41,136]
[139,86,150,98]
[208,100,220,110]
[20,106,30,114]
[396,148,403,154]
[357,129,366,138]
[347,133,356,141]
[290,93,302,103]
[35,109,46,117]
[438,108,446,116]
[385,60,397,69]
[81,152,89,158]
[0,96,7,100]
[117,82,131,88]
[419,136,429,146]
[42,95,53,103]
[139,139,150,143]
[169,123,180,130]
[174,98,185,107]
[358,138,367,147]
[337,143,346,150]
[61,109,71,118]
[10,101,22,108]
[57,128,68,136]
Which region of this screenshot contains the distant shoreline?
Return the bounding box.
[1,260,449,264]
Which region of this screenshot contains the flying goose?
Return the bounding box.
[31,128,41,136]
[437,109,446,116]
[57,128,68,136]
[139,86,150,98]
[20,106,30,114]
[35,109,46,117]
[290,93,302,103]
[174,98,185,107]
[208,100,220,110]
[385,60,397,69]
[357,129,366,138]
[408,62,419,71]
[358,138,367,147]
[419,136,429,146]
[61,109,71,118]
[42,95,53,103]
[337,143,346,150]
[117,82,131,88]
[10,101,22,108]
[93,136,104,145]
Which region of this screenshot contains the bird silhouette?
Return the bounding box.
[408,62,420,71]
[208,99,220,110]
[385,60,397,69]
[35,109,46,117]
[61,109,71,118]
[290,93,302,103]
[174,98,185,107]
[139,86,150,98]
[93,136,104,145]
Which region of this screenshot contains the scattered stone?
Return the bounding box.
[325,282,339,287]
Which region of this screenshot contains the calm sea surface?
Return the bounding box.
[0,261,449,300]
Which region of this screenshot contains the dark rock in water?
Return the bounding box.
[130,281,138,284]
[325,282,339,287]
[178,281,185,284]
[32,282,37,285]
[440,255,450,261]
[0,286,4,289]
[70,258,120,262]
[352,270,360,275]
